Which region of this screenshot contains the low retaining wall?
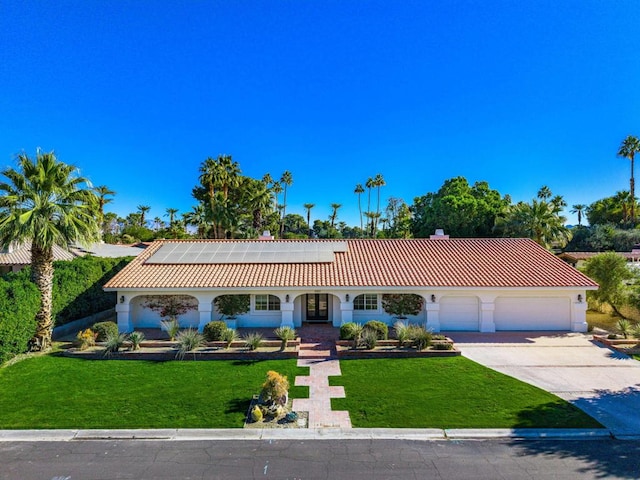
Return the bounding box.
[52,309,115,340]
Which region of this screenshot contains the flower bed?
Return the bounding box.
[335,338,460,358]
[592,335,640,355]
[62,343,299,361]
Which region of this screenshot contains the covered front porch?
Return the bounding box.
[114,289,438,333]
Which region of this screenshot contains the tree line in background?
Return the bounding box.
[94,134,640,253]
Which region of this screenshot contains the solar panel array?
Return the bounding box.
[146,241,348,264]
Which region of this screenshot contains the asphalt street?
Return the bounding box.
[1,439,640,480]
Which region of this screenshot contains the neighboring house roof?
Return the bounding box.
[0,243,77,265]
[71,243,148,258]
[559,252,640,262]
[105,238,598,290]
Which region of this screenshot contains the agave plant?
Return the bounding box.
[175,329,204,360]
[393,320,410,347]
[618,318,632,339]
[128,331,146,351]
[160,319,181,341]
[103,332,127,357]
[243,332,264,351]
[274,326,296,351]
[349,323,364,349]
[221,328,238,349]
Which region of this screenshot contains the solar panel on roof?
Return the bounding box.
[145,241,348,264]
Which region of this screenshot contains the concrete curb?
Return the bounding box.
[0,428,615,442]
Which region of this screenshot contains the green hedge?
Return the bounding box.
[50,256,132,326]
[0,255,132,364]
[0,276,40,364]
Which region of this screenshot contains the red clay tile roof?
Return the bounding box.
[104,238,597,290]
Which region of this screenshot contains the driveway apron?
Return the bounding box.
[448,332,640,438]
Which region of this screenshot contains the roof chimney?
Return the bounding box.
[259,230,275,241]
[430,229,450,240]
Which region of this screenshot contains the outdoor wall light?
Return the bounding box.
[431,294,436,303]
[345,294,349,301]
[120,295,125,304]
[577,294,583,303]
[286,294,290,303]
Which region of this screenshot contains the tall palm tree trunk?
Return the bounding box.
[631,155,635,224]
[31,243,54,350]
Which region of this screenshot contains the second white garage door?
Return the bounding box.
[494,297,571,330]
[439,296,479,331]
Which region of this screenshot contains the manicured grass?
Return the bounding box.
[0,356,308,429]
[587,310,620,332]
[330,357,602,429]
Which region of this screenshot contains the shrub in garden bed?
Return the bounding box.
[93,321,118,341]
[204,321,228,341]
[364,320,388,340]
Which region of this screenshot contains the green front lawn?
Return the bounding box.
[330,357,601,429]
[0,356,308,429]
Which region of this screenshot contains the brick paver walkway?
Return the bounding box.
[292,324,352,429]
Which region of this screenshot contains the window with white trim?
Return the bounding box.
[255,294,281,311]
[353,294,378,311]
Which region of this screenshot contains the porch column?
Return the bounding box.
[339,298,353,326]
[197,303,213,332]
[116,297,132,333]
[195,294,216,332]
[425,296,440,332]
[479,301,496,332]
[571,294,588,332]
[280,301,295,328]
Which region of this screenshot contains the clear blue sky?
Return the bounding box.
[1,1,639,227]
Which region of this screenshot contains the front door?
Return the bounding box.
[306,294,329,322]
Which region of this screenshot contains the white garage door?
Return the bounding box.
[494,297,570,330]
[439,296,479,331]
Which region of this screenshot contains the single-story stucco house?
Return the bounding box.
[104,233,598,333]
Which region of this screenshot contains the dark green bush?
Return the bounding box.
[340,322,357,340]
[364,320,388,340]
[0,277,40,364]
[203,321,228,341]
[52,256,132,326]
[93,321,119,341]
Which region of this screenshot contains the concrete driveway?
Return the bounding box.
[448,332,640,438]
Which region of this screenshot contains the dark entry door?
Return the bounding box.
[306,294,329,322]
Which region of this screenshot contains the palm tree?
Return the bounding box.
[618,135,640,224]
[367,211,381,237]
[329,203,342,230]
[137,205,150,227]
[271,181,282,213]
[537,185,552,200]
[165,208,179,227]
[94,185,115,235]
[262,173,273,186]
[570,204,587,226]
[499,189,571,249]
[303,203,315,238]
[153,216,164,231]
[354,184,364,236]
[244,179,273,232]
[279,171,293,237]
[373,173,385,232]
[0,150,100,350]
[365,177,374,236]
[183,204,209,238]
